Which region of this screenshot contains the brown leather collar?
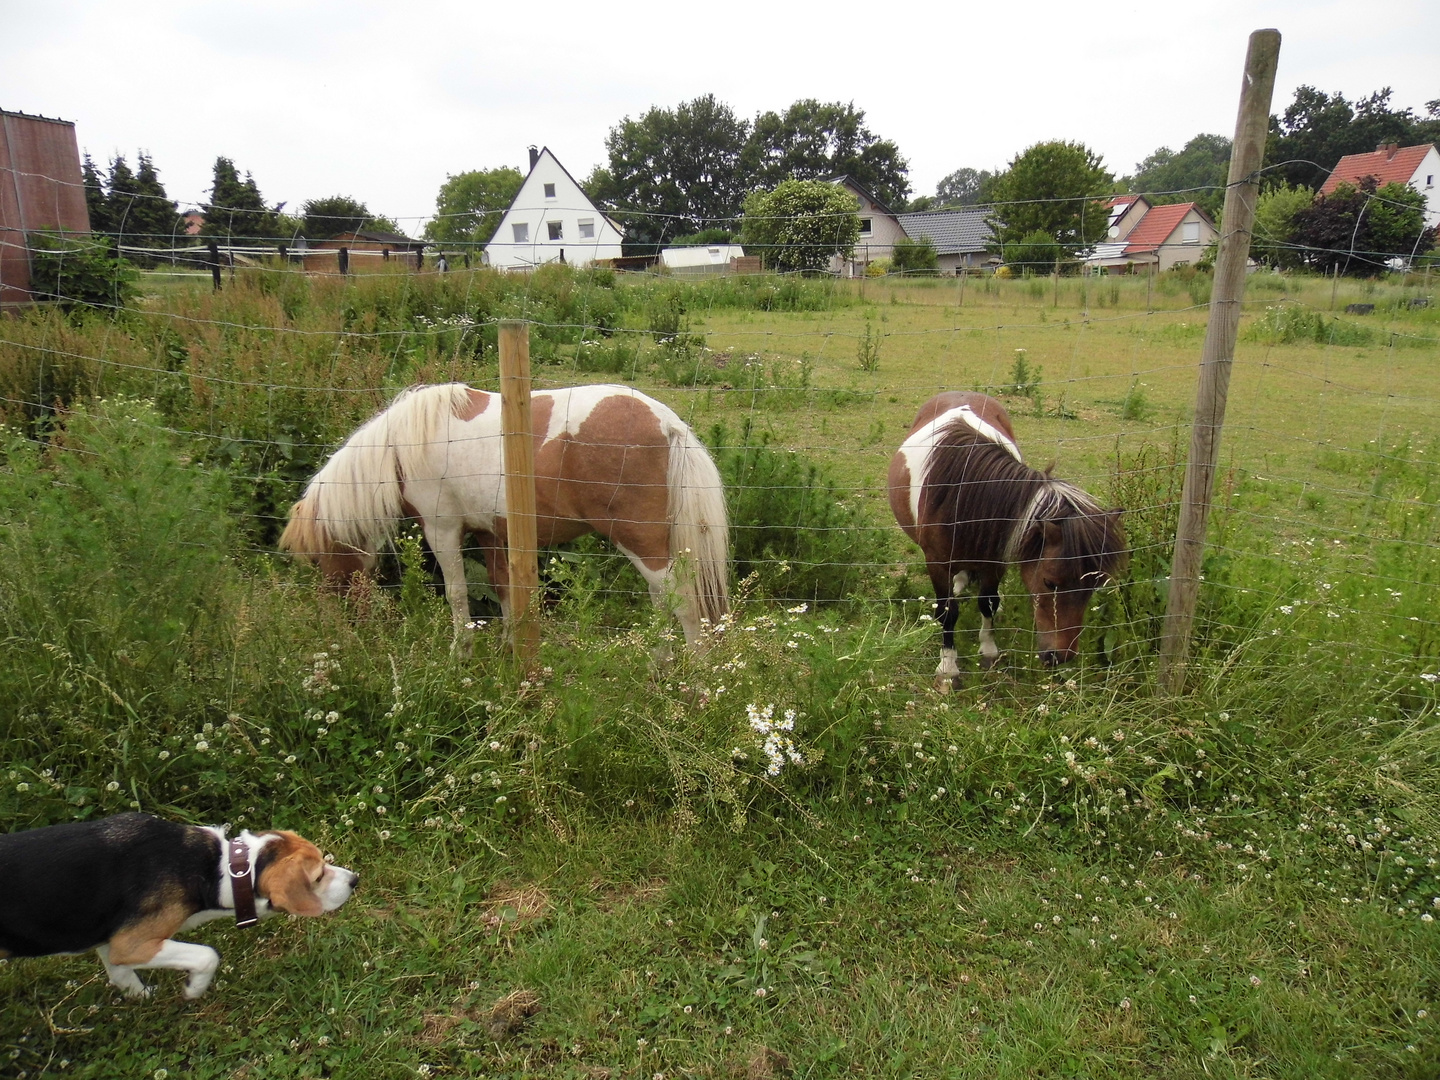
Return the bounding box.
[228,837,259,928]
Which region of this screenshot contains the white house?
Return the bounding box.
[484,146,624,269]
[1321,142,1440,228]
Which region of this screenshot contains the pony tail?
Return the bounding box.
[665,422,731,631]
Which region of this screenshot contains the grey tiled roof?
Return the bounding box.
[897,207,994,254]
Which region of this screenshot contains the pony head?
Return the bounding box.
[278,495,376,588]
[1014,495,1127,667]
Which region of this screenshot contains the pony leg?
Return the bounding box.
[423,522,472,650]
[933,570,970,692]
[978,586,1002,670]
[615,543,692,648]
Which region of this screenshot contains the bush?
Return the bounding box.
[26,231,137,312]
[1244,303,1375,346]
[890,236,939,275]
[709,417,879,602]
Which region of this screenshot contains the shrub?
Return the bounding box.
[26,231,137,312]
[890,236,939,275]
[709,417,879,602]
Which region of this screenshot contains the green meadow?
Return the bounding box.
[1,265,1438,1078]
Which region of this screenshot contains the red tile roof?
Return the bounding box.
[1320,144,1435,195]
[1122,202,1202,255]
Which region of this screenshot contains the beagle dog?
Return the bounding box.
[0,812,357,999]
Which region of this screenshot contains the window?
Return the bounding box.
[1427,174,1435,187]
[512,222,529,244]
[1182,221,1200,244]
[858,217,873,235]
[578,218,595,239]
[543,182,556,198]
[547,221,563,241]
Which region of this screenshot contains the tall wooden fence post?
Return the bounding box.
[499,321,541,669]
[1157,29,1281,694]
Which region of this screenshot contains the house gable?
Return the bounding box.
[1320,143,1440,227]
[484,147,624,269]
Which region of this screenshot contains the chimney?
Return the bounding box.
[528,145,539,169]
[1378,142,1399,158]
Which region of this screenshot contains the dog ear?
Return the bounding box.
[258,835,326,917]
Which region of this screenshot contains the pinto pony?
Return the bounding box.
[280,383,729,647]
[888,392,1126,688]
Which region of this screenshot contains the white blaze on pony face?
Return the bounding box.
[897,405,1023,524]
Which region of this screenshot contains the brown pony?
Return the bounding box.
[888,392,1126,688]
[280,383,729,648]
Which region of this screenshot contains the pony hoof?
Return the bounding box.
[934,673,963,693]
[979,652,1001,671]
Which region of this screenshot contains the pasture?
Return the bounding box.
[1,264,1438,1078]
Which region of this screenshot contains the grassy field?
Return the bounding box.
[1,265,1438,1078]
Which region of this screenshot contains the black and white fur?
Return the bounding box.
[0,813,356,999]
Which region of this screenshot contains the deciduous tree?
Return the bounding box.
[1252,183,1314,269]
[934,167,998,207]
[301,195,398,240]
[1266,87,1440,191]
[589,95,751,253]
[741,100,909,208]
[1291,178,1435,274]
[423,167,524,246]
[739,179,860,273]
[1126,134,1231,218]
[987,141,1112,258]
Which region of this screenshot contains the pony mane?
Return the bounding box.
[1008,480,1128,583]
[921,423,1046,565]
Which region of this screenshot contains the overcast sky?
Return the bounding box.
[3,0,1436,230]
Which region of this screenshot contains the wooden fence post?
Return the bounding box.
[1157,29,1281,694]
[499,321,541,669]
[208,241,221,290]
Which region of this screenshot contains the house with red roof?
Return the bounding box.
[1320,142,1440,227]
[1081,201,1217,274]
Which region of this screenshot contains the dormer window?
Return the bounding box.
[543,183,557,199]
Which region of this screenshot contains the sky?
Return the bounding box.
[3,0,1437,232]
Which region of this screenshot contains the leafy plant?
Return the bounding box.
[26,231,137,312]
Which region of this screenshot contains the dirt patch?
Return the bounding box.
[486,988,541,1039]
[589,876,666,911]
[482,882,552,931]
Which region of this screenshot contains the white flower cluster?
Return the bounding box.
[747,703,802,776]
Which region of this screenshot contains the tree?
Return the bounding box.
[126,154,181,250]
[81,153,112,234]
[987,141,1113,257]
[423,167,524,246]
[741,100,910,208]
[1002,229,1061,275]
[1126,134,1231,218]
[1291,178,1435,274]
[1266,87,1440,191]
[935,167,998,207]
[301,195,397,240]
[740,179,861,273]
[1251,183,1314,269]
[200,157,280,242]
[589,95,751,253]
[104,155,139,236]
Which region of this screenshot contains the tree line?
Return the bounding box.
[81,153,401,250]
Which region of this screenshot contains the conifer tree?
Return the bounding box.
[81,153,113,235]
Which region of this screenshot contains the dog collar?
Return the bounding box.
[228,837,259,928]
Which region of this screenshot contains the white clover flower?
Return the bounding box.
[194,741,209,752]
